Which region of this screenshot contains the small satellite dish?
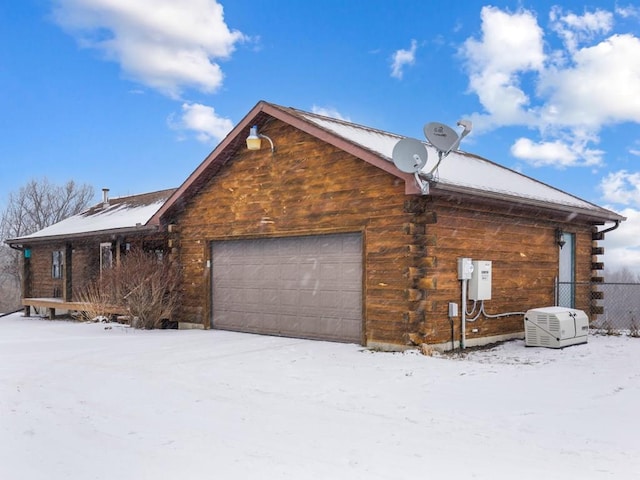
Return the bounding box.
[423,122,459,153]
[392,138,428,173]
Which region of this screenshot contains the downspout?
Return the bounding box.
[599,220,621,235]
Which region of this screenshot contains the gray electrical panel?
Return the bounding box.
[469,260,492,300]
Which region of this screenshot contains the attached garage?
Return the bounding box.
[211,233,363,343]
[151,101,623,350]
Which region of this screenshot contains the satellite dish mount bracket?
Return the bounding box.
[414,172,430,195]
[392,119,472,196]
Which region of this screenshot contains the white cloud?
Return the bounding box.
[52,0,245,98]
[460,6,640,168]
[311,105,350,121]
[511,133,605,167]
[463,7,545,74]
[600,170,640,206]
[390,40,418,79]
[616,5,640,19]
[510,138,577,167]
[539,34,640,128]
[550,6,613,52]
[601,207,640,275]
[169,103,233,143]
[460,6,544,130]
[598,172,640,275]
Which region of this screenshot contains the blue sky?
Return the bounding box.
[1,0,639,272]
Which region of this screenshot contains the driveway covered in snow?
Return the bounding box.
[0,314,638,479]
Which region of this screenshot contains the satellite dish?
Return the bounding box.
[423,122,459,153]
[392,138,428,173]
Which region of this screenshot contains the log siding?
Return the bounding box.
[168,119,603,348]
[171,122,414,345]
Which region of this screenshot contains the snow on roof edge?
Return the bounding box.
[8,190,175,243]
[295,110,621,221]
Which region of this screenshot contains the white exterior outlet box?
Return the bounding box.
[457,257,474,280]
[448,302,459,317]
[469,260,492,300]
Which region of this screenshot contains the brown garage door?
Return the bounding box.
[211,233,362,343]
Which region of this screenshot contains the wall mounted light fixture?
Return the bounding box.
[555,228,566,249]
[246,125,275,152]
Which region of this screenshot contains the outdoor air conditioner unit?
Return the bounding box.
[524,306,589,348]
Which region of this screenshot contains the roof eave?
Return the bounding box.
[431,183,626,223]
[150,101,419,223]
[149,100,621,225]
[5,224,160,247]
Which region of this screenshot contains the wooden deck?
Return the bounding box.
[22,298,125,320]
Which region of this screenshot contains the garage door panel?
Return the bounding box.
[282,263,299,280]
[212,233,362,343]
[343,237,362,253]
[342,263,361,281]
[299,289,319,307]
[242,264,263,278]
[319,262,339,281]
[261,289,279,306]
[216,286,242,304]
[259,313,278,331]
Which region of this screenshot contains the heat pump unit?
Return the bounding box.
[524,307,589,348]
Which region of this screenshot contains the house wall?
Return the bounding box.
[171,121,416,346]
[24,242,97,300]
[169,119,600,349]
[24,235,166,302]
[415,196,596,347]
[26,243,66,298]
[69,242,99,299]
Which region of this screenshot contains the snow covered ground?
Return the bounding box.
[1,313,638,480]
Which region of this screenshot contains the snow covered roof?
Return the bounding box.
[8,189,176,244]
[289,107,622,221]
[153,101,623,224]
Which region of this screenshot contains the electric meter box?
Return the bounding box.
[469,260,492,300]
[457,257,474,280]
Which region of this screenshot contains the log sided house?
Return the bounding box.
[7,101,625,350]
[7,188,175,318]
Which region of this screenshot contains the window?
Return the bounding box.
[52,250,63,279]
[100,242,113,272]
[558,232,576,308]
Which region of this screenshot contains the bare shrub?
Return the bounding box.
[75,277,120,322]
[75,248,180,328]
[114,249,180,329]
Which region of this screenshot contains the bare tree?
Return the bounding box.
[0,178,94,312]
[604,266,640,283]
[0,248,19,313]
[1,178,94,239]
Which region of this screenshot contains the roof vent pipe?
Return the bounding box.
[102,188,110,208]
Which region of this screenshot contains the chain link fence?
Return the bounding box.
[557,281,640,335]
